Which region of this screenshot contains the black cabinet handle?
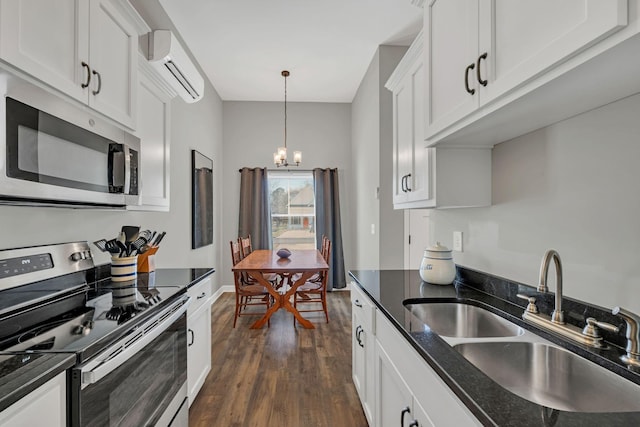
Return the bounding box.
[408,421,419,427]
[400,175,406,192]
[92,70,102,95]
[405,173,412,192]
[464,63,476,95]
[188,328,195,346]
[197,292,206,300]
[81,62,91,88]
[353,299,363,308]
[401,406,411,426]
[477,52,488,86]
[355,325,364,347]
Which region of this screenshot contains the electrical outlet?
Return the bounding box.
[453,231,463,252]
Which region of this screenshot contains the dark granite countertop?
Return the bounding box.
[0,352,76,413]
[0,267,214,414]
[349,269,640,427]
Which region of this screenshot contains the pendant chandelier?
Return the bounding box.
[273,70,301,167]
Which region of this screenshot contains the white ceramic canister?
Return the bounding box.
[419,242,456,285]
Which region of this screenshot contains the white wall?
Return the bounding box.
[351,45,407,270]
[426,92,640,313]
[221,101,352,287]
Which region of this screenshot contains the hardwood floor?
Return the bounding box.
[189,291,368,427]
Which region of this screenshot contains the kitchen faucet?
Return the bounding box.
[538,249,564,324]
[517,249,618,348]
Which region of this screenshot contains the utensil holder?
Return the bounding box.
[111,256,138,282]
[137,247,159,273]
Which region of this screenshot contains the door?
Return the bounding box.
[425,0,479,139]
[188,302,212,405]
[478,0,628,104]
[406,59,430,203]
[88,0,137,128]
[0,0,89,102]
[404,209,430,270]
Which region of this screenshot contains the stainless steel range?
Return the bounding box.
[0,242,190,426]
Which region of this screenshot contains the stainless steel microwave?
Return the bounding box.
[0,69,140,208]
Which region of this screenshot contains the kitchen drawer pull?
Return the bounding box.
[197,292,207,300]
[92,70,102,95]
[353,299,363,308]
[401,406,411,426]
[464,63,476,95]
[81,62,91,88]
[477,52,488,86]
[188,328,195,346]
[405,173,412,192]
[400,175,406,192]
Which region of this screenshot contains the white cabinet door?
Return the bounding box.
[425,0,479,138]
[479,0,628,105]
[0,0,89,103]
[130,67,171,211]
[0,372,66,427]
[187,300,212,406]
[187,277,213,405]
[87,0,137,128]
[351,284,375,425]
[406,59,429,204]
[393,77,413,204]
[375,341,414,427]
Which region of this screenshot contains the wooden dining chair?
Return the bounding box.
[294,239,331,324]
[230,240,271,327]
[238,234,253,258]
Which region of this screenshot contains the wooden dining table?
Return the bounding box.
[232,249,329,329]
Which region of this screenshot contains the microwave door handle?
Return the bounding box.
[79,296,190,389]
[123,145,131,194]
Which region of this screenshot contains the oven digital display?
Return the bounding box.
[0,253,53,278]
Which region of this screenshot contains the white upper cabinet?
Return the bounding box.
[387,34,431,207]
[0,0,140,129]
[129,61,171,211]
[425,0,631,145]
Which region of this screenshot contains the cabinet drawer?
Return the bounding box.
[187,276,212,316]
[351,283,375,333]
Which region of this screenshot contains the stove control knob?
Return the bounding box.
[73,321,94,336]
[70,252,85,261]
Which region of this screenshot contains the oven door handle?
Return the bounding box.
[79,295,190,388]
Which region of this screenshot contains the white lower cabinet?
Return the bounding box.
[187,277,213,406]
[374,310,480,427]
[376,342,433,427]
[351,284,376,425]
[0,371,66,427]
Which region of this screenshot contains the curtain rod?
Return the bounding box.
[238,168,337,173]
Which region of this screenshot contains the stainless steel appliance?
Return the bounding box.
[0,242,189,426]
[0,67,140,208]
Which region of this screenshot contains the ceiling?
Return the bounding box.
[157,0,423,103]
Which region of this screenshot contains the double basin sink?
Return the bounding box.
[404,301,640,413]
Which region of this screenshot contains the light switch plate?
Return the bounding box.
[453,231,463,252]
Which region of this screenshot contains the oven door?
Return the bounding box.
[71,296,189,427]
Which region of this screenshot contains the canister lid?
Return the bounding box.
[423,242,452,259]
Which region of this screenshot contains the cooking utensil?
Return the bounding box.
[93,239,108,252]
[121,226,140,244]
[103,239,121,255]
[116,241,128,258]
[128,236,148,256]
[153,231,166,246]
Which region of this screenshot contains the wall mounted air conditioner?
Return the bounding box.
[148,30,204,103]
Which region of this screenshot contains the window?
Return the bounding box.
[268,171,315,250]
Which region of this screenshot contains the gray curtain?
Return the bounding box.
[313,168,346,290]
[238,167,272,249]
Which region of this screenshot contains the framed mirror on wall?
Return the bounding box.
[191,150,213,249]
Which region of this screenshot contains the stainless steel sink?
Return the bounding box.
[404,302,523,338]
[454,341,640,412]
